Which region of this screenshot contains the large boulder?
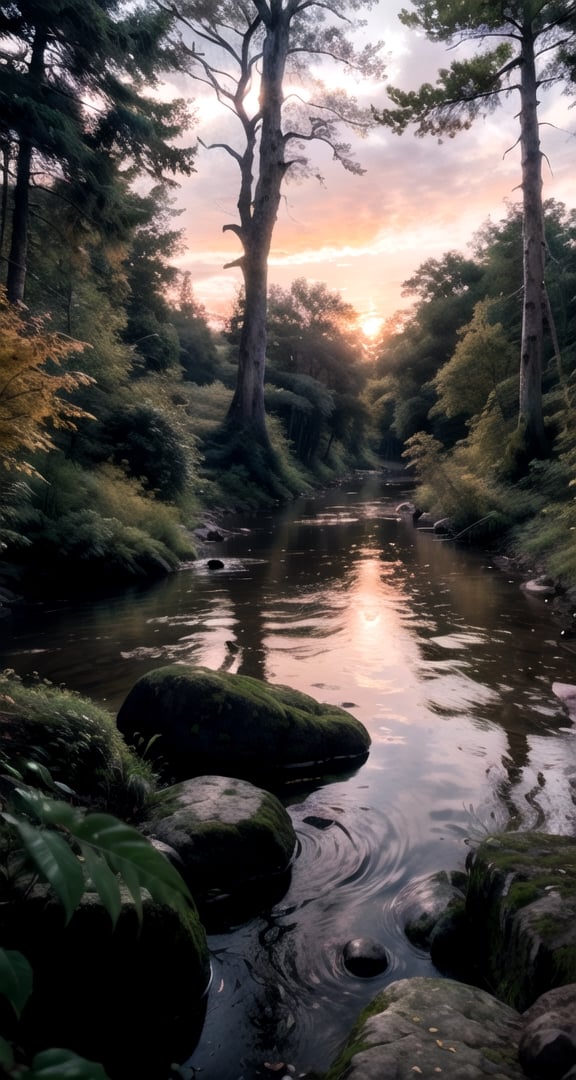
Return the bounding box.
[142,774,297,920]
[117,665,370,782]
[322,976,525,1078]
[519,984,576,1079]
[0,887,211,1079]
[466,833,576,1011]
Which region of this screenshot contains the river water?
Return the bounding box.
[1,471,575,1079]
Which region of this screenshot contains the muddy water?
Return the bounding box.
[1,471,575,1078]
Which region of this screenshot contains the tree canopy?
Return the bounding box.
[375,0,576,460]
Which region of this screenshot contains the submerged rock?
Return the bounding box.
[342,937,389,978]
[117,664,370,782]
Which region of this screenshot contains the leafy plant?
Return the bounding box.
[0,766,198,1079]
[1,780,192,925]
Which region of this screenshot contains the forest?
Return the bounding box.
[1,3,576,1077]
[0,0,575,597]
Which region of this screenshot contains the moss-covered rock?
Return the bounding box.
[117,665,370,782]
[142,775,296,923]
[0,672,153,816]
[0,887,211,1079]
[321,976,524,1079]
[466,832,576,1011]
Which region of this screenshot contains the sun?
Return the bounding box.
[360,314,384,340]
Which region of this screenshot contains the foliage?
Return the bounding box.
[171,273,219,385]
[0,751,196,1079]
[0,670,156,818]
[0,293,94,476]
[0,0,196,302]
[403,432,515,541]
[9,459,194,584]
[376,1,576,457]
[95,405,189,500]
[431,300,517,421]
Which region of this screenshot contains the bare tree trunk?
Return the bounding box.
[0,140,11,260]
[226,8,289,444]
[6,137,32,304]
[518,19,547,456]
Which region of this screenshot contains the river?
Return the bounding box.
[1,470,575,1079]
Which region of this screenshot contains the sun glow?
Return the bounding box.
[360,314,384,339]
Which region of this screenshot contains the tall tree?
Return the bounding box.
[0,0,195,303]
[164,0,384,448]
[375,0,576,459]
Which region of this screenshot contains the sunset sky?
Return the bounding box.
[164,3,575,334]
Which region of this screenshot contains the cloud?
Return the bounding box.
[168,4,576,325]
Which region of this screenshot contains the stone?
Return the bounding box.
[206,558,224,569]
[142,774,297,916]
[0,886,210,1079]
[519,984,576,1079]
[117,664,370,782]
[552,682,576,721]
[342,937,389,977]
[403,869,467,951]
[322,976,525,1078]
[465,833,576,1010]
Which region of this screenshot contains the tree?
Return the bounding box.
[164,0,384,448]
[267,278,364,395]
[375,0,576,459]
[0,291,93,476]
[0,0,195,303]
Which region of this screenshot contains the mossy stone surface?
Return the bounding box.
[117,664,370,781]
[466,832,576,1010]
[321,976,524,1079]
[0,887,210,1078]
[143,774,296,912]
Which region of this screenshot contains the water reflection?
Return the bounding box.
[1,471,575,1078]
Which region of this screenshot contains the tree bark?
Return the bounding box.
[226,6,289,445]
[6,137,32,304]
[518,17,547,455]
[6,25,47,304]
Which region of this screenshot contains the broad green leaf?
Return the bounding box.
[0,762,24,781]
[0,948,33,1018]
[23,760,55,788]
[115,858,143,923]
[5,817,85,923]
[11,788,81,829]
[74,814,191,916]
[0,1034,15,1069]
[29,1047,111,1079]
[79,844,122,928]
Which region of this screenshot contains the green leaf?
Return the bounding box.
[11,788,81,829]
[0,948,33,1018]
[73,814,191,918]
[5,817,85,923]
[23,760,55,788]
[29,1047,111,1079]
[79,844,122,928]
[0,1034,15,1069]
